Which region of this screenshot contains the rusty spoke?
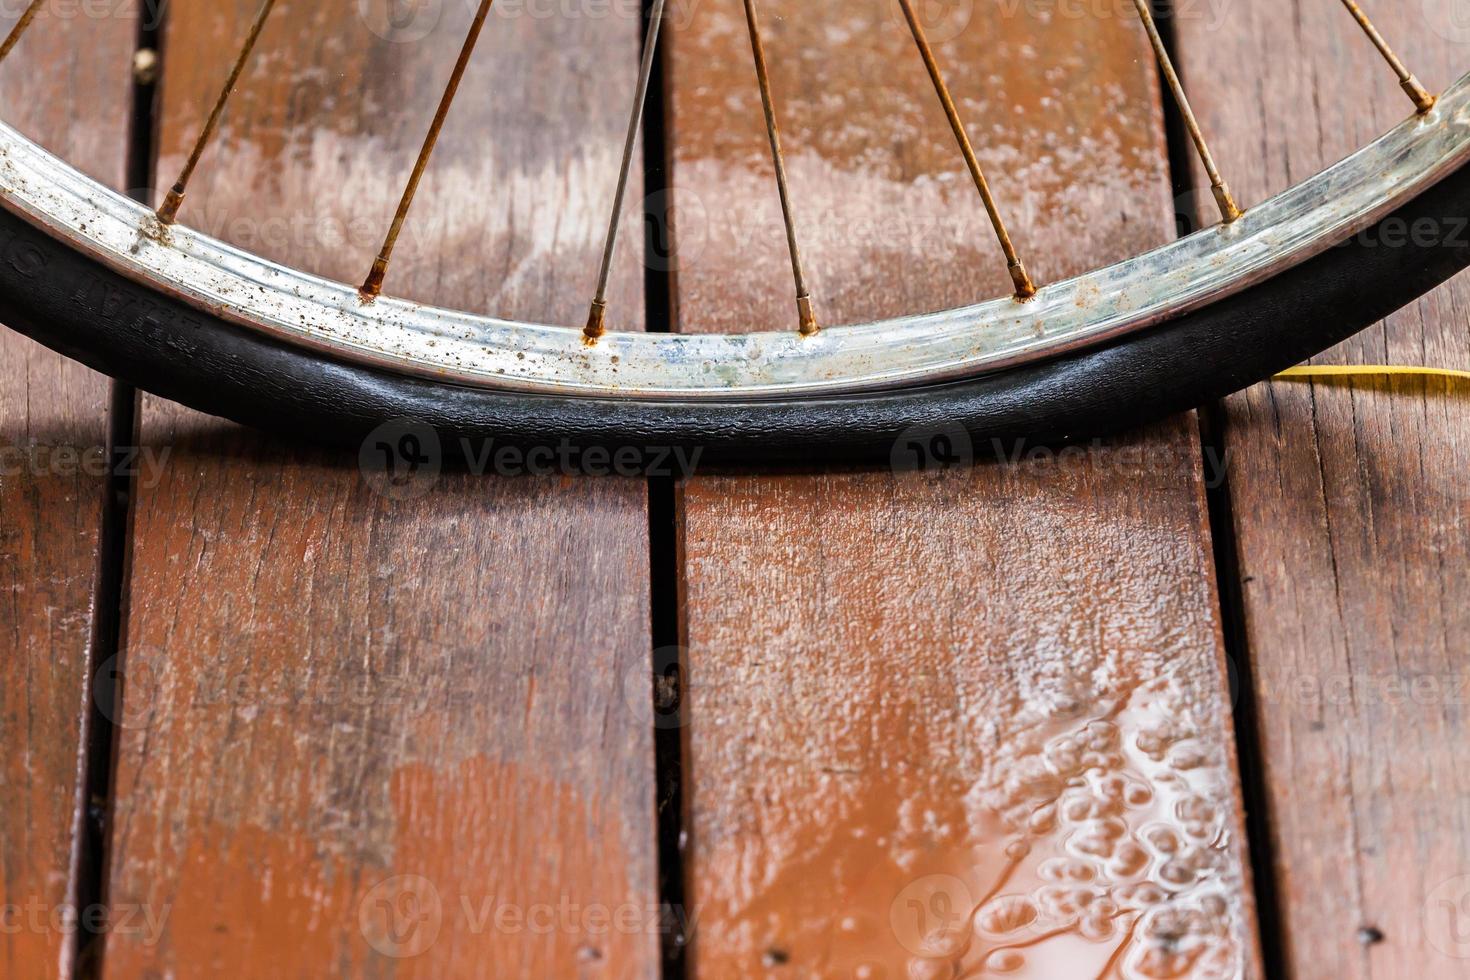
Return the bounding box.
[742,0,819,336]
[1128,0,1241,223]
[157,0,281,225]
[584,0,669,341]
[0,0,45,66]
[1338,0,1435,113]
[361,0,496,300]
[897,0,1035,299]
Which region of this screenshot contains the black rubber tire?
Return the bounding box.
[2,159,1468,469]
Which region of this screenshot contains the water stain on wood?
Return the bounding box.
[669,0,1258,975]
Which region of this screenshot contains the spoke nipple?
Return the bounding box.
[359,258,388,302]
[132,48,159,86]
[796,294,819,336]
[584,299,608,342]
[1212,182,1243,224]
[1009,262,1037,301]
[155,187,186,226]
[1402,76,1437,114]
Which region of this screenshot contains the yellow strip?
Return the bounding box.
[1274,364,1470,383]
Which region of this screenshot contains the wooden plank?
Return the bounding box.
[101,2,659,976]
[668,1,1262,976]
[1173,6,1470,977]
[0,7,134,977]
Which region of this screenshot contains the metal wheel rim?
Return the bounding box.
[1,71,1467,401]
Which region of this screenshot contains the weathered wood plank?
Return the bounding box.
[668,1,1261,976]
[101,2,659,975]
[1174,5,1470,977]
[0,7,133,977]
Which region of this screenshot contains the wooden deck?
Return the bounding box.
[0,1,1465,977]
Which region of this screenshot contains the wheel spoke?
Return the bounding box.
[584,0,669,342]
[1128,0,1241,223]
[897,0,1036,300]
[742,0,819,336]
[1338,0,1435,113]
[0,0,45,65]
[156,0,281,225]
[361,0,496,300]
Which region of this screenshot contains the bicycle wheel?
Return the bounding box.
[0,0,1465,464]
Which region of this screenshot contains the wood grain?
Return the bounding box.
[101,2,659,976]
[667,1,1261,976]
[0,7,133,977]
[1173,5,1470,977]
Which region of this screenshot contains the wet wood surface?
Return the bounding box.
[100,2,659,976]
[3,1,1467,978]
[1174,5,1470,978]
[667,1,1260,976]
[0,7,133,977]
